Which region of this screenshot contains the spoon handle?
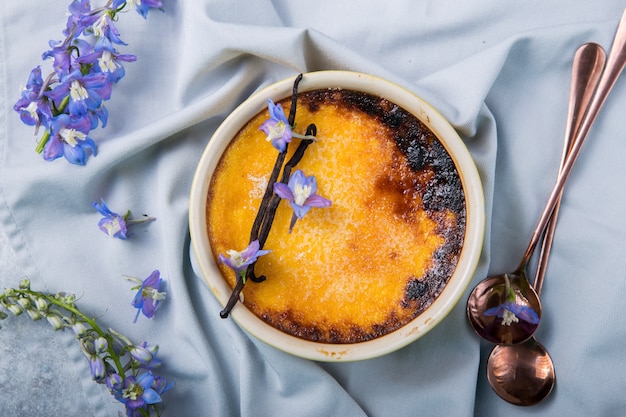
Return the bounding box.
[520,10,626,270]
[533,43,605,296]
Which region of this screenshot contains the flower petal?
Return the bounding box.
[304,194,332,208]
[141,387,162,405]
[273,182,294,201]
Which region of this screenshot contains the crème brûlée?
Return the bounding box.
[206,88,466,344]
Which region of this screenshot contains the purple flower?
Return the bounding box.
[93,199,155,239]
[106,372,123,391]
[259,98,292,152]
[47,70,110,117]
[91,13,127,52]
[131,270,166,322]
[42,36,92,75]
[114,372,162,412]
[273,169,332,232]
[151,375,175,396]
[44,114,97,165]
[14,67,52,128]
[79,49,137,83]
[219,240,271,281]
[483,275,540,326]
[64,0,100,37]
[484,301,540,326]
[93,199,128,238]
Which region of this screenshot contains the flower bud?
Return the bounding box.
[7,304,22,316]
[108,328,132,353]
[33,297,48,312]
[129,345,153,366]
[16,297,31,310]
[18,279,30,289]
[106,372,122,390]
[26,308,42,321]
[95,336,108,353]
[0,311,7,320]
[46,314,64,330]
[88,356,106,381]
[71,321,88,338]
[141,341,159,356]
[79,338,96,357]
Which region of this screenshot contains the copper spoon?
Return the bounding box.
[486,42,605,407]
[467,6,626,345]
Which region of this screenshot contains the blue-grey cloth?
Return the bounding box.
[1,1,626,416]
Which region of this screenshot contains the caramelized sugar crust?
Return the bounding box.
[207,89,466,344]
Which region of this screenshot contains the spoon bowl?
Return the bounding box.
[487,338,555,406]
[467,270,540,345]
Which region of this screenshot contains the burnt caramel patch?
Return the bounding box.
[257,304,410,344]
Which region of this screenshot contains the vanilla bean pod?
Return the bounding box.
[256,125,316,248]
[220,75,310,319]
[249,151,287,242]
[250,73,302,241]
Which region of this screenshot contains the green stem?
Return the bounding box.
[35,131,51,154]
[21,289,127,379]
[35,95,70,154]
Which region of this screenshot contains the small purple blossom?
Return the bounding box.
[93,199,129,239]
[64,0,100,37]
[273,169,332,232]
[93,199,155,239]
[151,374,175,396]
[114,372,162,412]
[107,372,123,391]
[13,67,49,127]
[47,70,110,117]
[259,98,293,152]
[79,49,137,83]
[130,270,166,323]
[219,240,271,282]
[484,301,540,326]
[44,114,97,165]
[483,275,540,326]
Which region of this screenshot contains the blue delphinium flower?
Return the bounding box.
[273,169,332,232]
[483,275,540,326]
[13,67,50,128]
[14,0,163,165]
[93,199,155,239]
[47,70,111,118]
[115,372,162,412]
[64,0,99,35]
[484,300,540,326]
[219,240,271,283]
[44,114,97,164]
[259,98,293,152]
[93,199,129,238]
[127,270,167,323]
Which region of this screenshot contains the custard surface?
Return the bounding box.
[207,89,466,343]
